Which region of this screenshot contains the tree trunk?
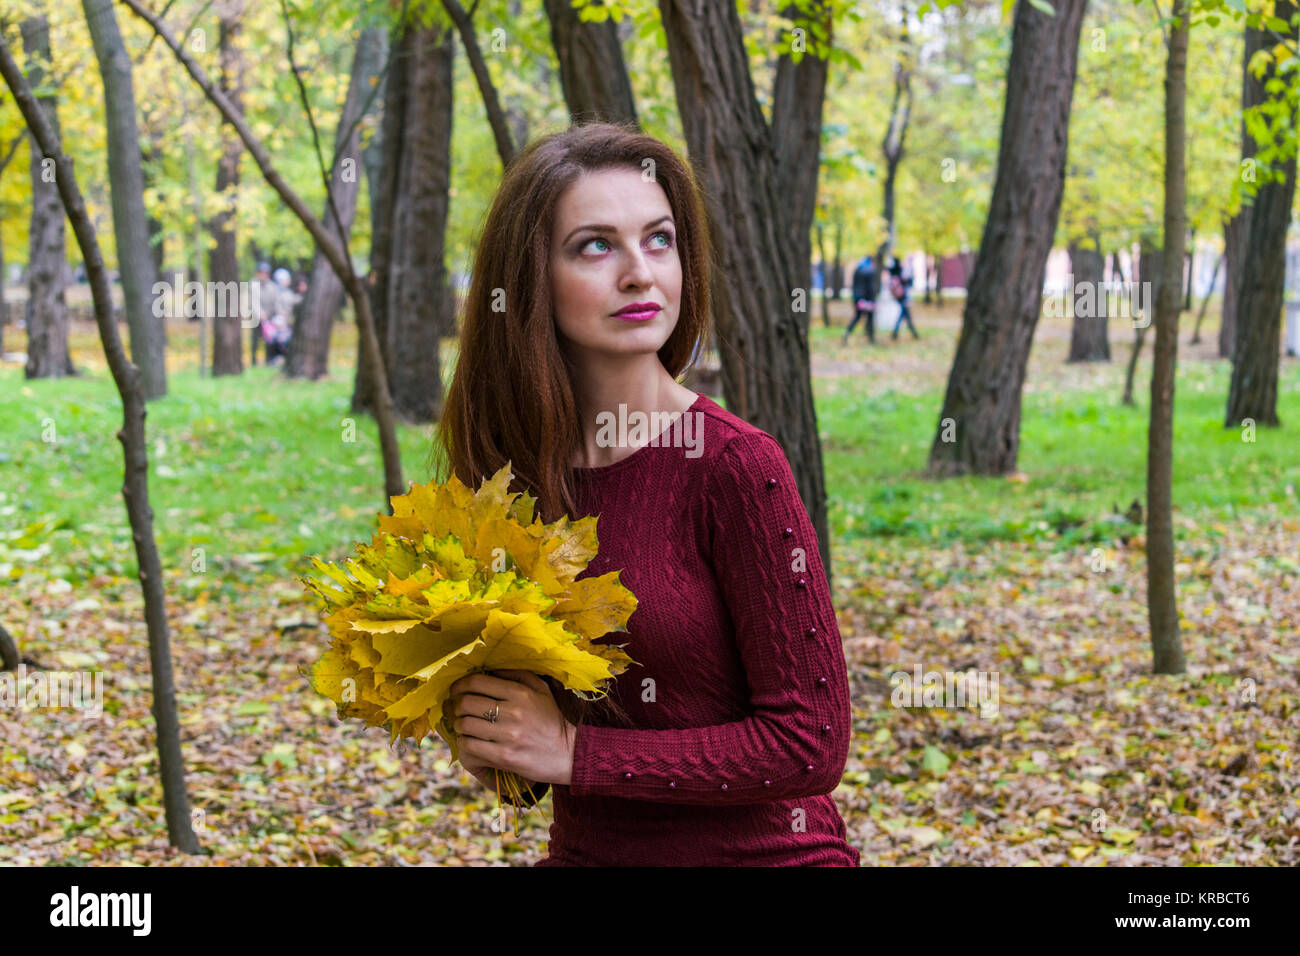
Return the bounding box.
[924,0,1088,477]
[354,22,453,424]
[387,25,454,423]
[505,98,530,157]
[353,67,387,408]
[829,220,843,299]
[1123,237,1160,407]
[1067,236,1109,361]
[772,0,831,295]
[1221,22,1268,361]
[1221,213,1244,359]
[0,134,16,353]
[879,9,912,264]
[144,144,166,283]
[83,0,166,397]
[502,0,533,150]
[0,33,201,853]
[286,26,387,381]
[1147,0,1188,675]
[659,0,831,577]
[424,0,514,357]
[209,0,245,377]
[543,0,638,126]
[1190,250,1222,344]
[1225,165,1295,427]
[354,20,408,419]
[1225,0,1297,428]
[355,41,395,405]
[1183,227,1194,312]
[181,81,208,371]
[20,16,74,380]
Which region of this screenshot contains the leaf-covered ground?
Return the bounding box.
[1,513,1295,866]
[2,303,1297,864]
[835,518,1299,865]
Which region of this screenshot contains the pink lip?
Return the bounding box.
[613,303,661,321]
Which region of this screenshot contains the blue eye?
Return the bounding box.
[580,232,675,255]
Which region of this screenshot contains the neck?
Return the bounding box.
[566,353,695,469]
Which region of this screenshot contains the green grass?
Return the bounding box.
[0,361,449,597]
[2,323,1297,593]
[814,352,1300,547]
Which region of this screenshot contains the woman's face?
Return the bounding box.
[548,166,682,362]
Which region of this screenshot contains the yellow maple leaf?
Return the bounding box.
[300,462,639,810]
[551,571,637,639]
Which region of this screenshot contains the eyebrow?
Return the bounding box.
[562,216,675,246]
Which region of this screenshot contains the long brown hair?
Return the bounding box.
[429,121,713,730]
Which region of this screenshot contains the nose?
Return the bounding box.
[620,245,654,290]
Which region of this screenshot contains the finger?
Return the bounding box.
[452,714,498,741]
[458,737,486,767]
[452,693,505,722]
[488,669,549,693]
[458,734,501,766]
[448,673,516,700]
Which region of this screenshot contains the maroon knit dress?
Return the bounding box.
[529,393,859,866]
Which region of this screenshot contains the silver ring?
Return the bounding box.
[483,704,500,723]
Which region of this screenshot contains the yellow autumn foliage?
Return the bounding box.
[300,464,637,772]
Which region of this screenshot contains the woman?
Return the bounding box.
[264,268,298,366]
[432,122,858,866]
[887,256,918,341]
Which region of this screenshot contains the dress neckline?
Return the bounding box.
[571,392,707,476]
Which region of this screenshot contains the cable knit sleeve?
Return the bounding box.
[566,431,853,805]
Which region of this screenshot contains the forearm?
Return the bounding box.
[568,697,851,806]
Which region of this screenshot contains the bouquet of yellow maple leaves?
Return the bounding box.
[299,463,637,818]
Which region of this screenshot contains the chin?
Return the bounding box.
[600,319,668,340]
[605,338,670,355]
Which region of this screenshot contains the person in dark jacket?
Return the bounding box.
[842,255,879,345]
[887,256,918,340]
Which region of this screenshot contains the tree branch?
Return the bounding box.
[119,0,407,501]
[282,2,412,252]
[278,0,349,251]
[0,131,23,174]
[136,0,209,67]
[120,0,354,285]
[441,0,515,166]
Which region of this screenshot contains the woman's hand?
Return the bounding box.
[444,670,576,788]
